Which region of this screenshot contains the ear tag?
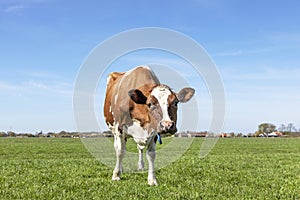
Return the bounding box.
[157,134,162,144]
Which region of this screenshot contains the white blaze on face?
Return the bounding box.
[151,86,172,121]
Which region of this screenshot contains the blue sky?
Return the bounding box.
[1,0,300,133]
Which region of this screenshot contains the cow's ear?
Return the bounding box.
[128,89,147,104]
[177,87,195,103]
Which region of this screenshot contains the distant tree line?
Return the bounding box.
[1,124,300,138]
[254,122,300,137]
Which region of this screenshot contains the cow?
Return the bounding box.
[104,66,195,185]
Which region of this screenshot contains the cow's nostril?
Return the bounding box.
[167,121,173,129]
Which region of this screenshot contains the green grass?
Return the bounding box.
[0,137,299,199]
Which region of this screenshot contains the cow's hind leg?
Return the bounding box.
[137,144,145,171]
[112,133,126,181]
[146,138,157,186]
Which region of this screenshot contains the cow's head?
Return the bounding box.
[128,85,195,134]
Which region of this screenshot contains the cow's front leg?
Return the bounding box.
[112,133,126,181]
[137,144,145,171]
[146,138,157,186]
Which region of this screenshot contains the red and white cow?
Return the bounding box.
[104,66,194,185]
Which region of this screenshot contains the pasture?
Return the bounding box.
[0,137,299,199]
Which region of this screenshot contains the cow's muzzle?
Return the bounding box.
[159,120,177,134]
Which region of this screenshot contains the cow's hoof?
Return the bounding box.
[137,165,145,171]
[148,178,158,186]
[112,176,121,181]
[112,171,121,181]
[137,167,145,171]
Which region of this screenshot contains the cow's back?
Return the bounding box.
[104,66,160,129]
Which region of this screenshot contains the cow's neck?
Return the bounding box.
[124,119,156,147]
